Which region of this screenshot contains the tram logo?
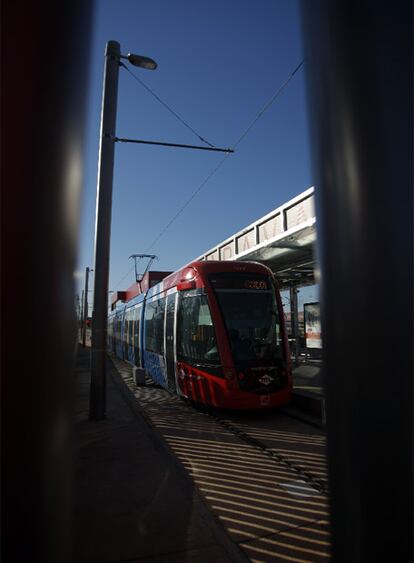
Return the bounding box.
[258,374,273,386]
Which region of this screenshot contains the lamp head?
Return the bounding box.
[127,53,157,70]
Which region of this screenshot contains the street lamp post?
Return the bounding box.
[89,40,120,420]
[80,289,84,332]
[82,266,92,347]
[89,40,157,420]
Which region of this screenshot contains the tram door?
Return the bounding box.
[165,294,176,392]
[133,305,141,367]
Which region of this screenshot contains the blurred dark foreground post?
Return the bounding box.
[2,3,93,562]
[301,1,412,561]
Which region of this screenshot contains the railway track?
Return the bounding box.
[206,413,328,496]
[110,354,331,562]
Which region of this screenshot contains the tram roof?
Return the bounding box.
[196,186,318,289]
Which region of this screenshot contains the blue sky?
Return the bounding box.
[77,0,315,308]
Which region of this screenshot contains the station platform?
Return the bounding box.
[73,346,248,562]
[73,346,325,562]
[290,360,325,425]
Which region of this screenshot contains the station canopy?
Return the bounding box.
[197,186,318,290]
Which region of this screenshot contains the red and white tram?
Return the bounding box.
[108,260,292,409]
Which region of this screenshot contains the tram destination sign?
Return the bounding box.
[209,273,270,291]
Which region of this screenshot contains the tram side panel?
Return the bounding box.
[164,290,179,393]
[142,293,168,388]
[125,302,142,367]
[115,308,124,359]
[134,303,143,368]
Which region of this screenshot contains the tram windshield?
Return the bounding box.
[177,290,220,366]
[210,273,284,364]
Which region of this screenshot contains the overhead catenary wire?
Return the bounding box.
[144,60,304,253]
[144,155,231,253]
[112,264,135,291]
[230,60,304,150]
[114,59,304,286]
[121,63,216,148]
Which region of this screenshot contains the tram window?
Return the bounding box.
[177,292,220,365]
[124,311,129,343]
[128,311,133,343]
[117,316,122,342]
[115,318,120,341]
[133,306,141,365]
[215,289,283,362]
[145,298,165,354]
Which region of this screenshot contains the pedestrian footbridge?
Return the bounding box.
[197,186,317,289]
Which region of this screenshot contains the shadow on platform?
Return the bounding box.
[72,346,246,563]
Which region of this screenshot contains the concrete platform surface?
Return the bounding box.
[73,346,247,563]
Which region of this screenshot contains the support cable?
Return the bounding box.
[144,60,304,253]
[114,59,304,283]
[112,265,135,291]
[121,63,216,148]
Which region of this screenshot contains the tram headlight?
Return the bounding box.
[177,267,197,291]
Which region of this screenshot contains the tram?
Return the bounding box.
[108,260,292,409]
